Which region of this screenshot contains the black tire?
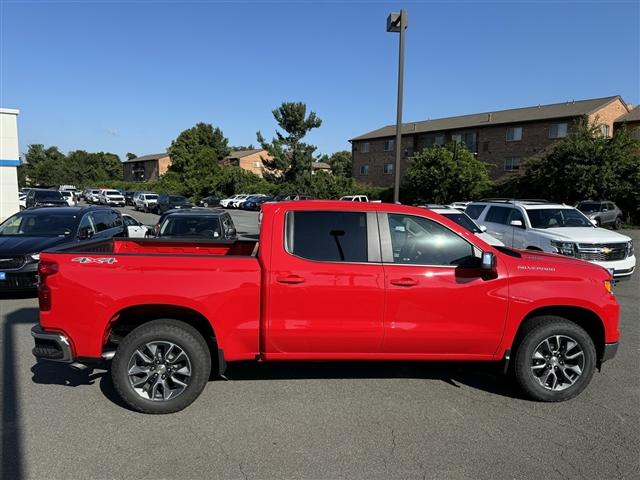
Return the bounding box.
[513,316,596,402]
[111,319,211,414]
[613,217,622,230]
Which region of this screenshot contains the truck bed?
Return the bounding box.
[50,237,259,257]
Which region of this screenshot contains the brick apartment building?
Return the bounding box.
[220,149,272,177]
[614,105,640,138]
[123,153,171,182]
[350,96,631,186]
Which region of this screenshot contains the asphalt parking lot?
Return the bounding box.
[0,218,638,479]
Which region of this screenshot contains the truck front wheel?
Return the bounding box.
[111,319,211,414]
[513,316,596,402]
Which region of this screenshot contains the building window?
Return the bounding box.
[383,163,393,174]
[506,127,523,142]
[253,161,261,168]
[482,141,490,152]
[384,139,395,151]
[600,125,610,137]
[504,157,521,172]
[360,164,369,175]
[452,132,477,152]
[361,142,370,153]
[549,123,568,139]
[434,133,445,146]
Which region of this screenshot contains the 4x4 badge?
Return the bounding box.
[72,257,118,264]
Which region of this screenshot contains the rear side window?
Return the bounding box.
[485,206,512,224]
[286,211,368,262]
[465,204,485,220]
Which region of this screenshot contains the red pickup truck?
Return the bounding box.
[31,201,619,413]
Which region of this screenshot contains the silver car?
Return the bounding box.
[576,200,623,229]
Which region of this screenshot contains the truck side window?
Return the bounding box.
[92,211,114,232]
[387,214,475,266]
[286,211,368,263]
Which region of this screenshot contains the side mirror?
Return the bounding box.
[481,251,496,272]
[602,208,608,212]
[591,219,598,226]
[479,225,487,232]
[228,227,237,237]
[510,220,524,228]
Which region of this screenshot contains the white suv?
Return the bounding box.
[98,189,126,207]
[466,200,635,279]
[134,193,159,213]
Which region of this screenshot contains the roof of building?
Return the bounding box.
[225,149,265,159]
[312,161,331,169]
[350,96,624,141]
[615,105,640,123]
[123,153,169,163]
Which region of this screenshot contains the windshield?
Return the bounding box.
[159,216,221,238]
[144,194,158,200]
[441,213,481,233]
[0,213,77,237]
[170,196,187,202]
[36,190,64,200]
[577,202,600,213]
[60,191,71,197]
[527,208,593,228]
[106,190,121,196]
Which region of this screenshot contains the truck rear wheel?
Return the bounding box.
[111,319,211,414]
[513,316,596,402]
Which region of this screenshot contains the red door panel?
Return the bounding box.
[382,264,509,356]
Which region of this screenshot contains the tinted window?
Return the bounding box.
[160,216,221,238]
[78,214,96,238]
[0,213,77,237]
[35,190,64,200]
[286,211,368,262]
[387,214,475,266]
[92,211,116,232]
[170,196,186,202]
[577,202,600,213]
[123,216,138,227]
[485,206,511,224]
[465,204,485,220]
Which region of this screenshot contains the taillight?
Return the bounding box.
[38,260,58,311]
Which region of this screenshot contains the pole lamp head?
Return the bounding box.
[387,10,408,33]
[387,12,401,32]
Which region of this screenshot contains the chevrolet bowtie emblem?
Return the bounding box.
[600,247,612,255]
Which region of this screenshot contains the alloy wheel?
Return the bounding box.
[530,335,584,391]
[127,341,192,401]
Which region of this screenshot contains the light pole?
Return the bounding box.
[387,9,408,204]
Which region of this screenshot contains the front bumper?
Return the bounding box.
[0,261,38,290]
[31,325,73,362]
[591,255,635,280]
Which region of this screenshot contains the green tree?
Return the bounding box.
[328,150,352,177]
[167,122,231,198]
[513,120,640,221]
[257,102,322,182]
[401,144,492,204]
[126,152,138,161]
[22,144,66,186]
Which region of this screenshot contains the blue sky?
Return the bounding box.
[1,0,639,161]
